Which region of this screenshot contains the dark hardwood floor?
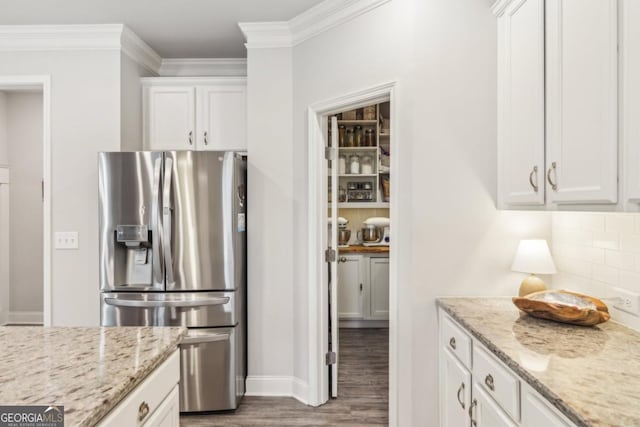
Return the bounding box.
[180,328,389,426]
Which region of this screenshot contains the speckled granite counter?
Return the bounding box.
[437,297,640,427]
[0,326,186,426]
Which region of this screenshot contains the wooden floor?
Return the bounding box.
[181,328,389,426]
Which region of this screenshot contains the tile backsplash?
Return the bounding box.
[552,211,640,329]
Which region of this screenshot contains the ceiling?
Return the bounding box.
[0,0,325,58]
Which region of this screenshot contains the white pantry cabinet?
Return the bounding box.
[337,254,389,321]
[439,311,573,427]
[495,0,620,208]
[142,77,247,151]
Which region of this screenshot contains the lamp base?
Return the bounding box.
[519,274,547,297]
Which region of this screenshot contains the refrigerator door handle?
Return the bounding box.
[163,156,175,286]
[181,332,231,345]
[151,157,163,286]
[103,296,230,308]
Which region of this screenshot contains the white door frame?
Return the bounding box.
[0,75,52,326]
[306,81,399,425]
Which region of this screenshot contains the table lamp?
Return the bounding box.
[511,239,557,297]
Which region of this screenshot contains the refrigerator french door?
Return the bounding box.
[98,150,247,412]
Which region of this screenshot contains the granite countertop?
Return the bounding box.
[437,298,640,427]
[0,326,186,427]
[339,245,389,254]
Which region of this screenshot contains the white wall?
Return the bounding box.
[552,211,640,330]
[285,0,551,423]
[121,53,156,151]
[6,92,43,316]
[0,50,122,326]
[245,47,296,391]
[0,93,7,323]
[0,92,7,165]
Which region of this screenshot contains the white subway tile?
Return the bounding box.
[554,256,592,279]
[606,250,636,270]
[593,230,619,250]
[606,214,635,234]
[592,264,619,286]
[619,270,640,293]
[620,233,640,253]
[581,213,606,231]
[635,216,640,234]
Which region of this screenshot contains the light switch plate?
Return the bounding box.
[55,232,78,249]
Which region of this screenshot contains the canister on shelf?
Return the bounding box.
[338,125,346,147]
[365,129,375,146]
[363,106,376,120]
[354,126,363,147]
[345,128,355,147]
[338,154,346,174]
[361,155,373,175]
[349,154,360,174]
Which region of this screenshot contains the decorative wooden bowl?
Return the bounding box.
[512,290,610,326]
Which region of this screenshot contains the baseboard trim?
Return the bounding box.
[7,311,43,324]
[339,319,389,328]
[245,376,309,405]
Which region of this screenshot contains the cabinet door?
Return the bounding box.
[624,0,640,202]
[441,348,471,427]
[145,86,196,150]
[497,0,545,206]
[521,389,570,427]
[197,85,247,151]
[337,255,363,319]
[546,0,618,204]
[143,385,179,427]
[369,257,389,319]
[472,384,518,427]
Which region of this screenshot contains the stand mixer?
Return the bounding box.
[359,217,390,246]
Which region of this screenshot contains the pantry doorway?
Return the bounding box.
[306,82,399,424]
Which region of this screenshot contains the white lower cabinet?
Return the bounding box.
[439,310,573,427]
[337,254,389,321]
[99,350,180,427]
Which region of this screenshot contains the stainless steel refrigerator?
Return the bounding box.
[98,150,246,412]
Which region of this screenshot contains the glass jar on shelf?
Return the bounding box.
[365,129,375,147]
[361,155,373,175]
[349,154,360,174]
[354,126,363,147]
[345,128,355,147]
[338,154,346,175]
[338,125,346,147]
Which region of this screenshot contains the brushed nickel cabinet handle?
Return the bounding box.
[485,373,495,391]
[360,283,363,292]
[468,398,477,426]
[204,131,208,145]
[547,161,558,191]
[529,165,539,192]
[449,337,456,350]
[456,382,465,409]
[188,130,193,145]
[138,401,150,421]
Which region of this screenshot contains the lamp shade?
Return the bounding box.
[511,239,557,275]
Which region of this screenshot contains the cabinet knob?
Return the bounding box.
[547,161,558,191]
[485,373,495,391]
[449,337,456,350]
[138,401,150,421]
[204,131,208,145]
[188,130,193,145]
[529,165,539,193]
[456,382,465,409]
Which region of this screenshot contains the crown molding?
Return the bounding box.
[140,76,247,86]
[0,24,162,74]
[238,22,292,49]
[159,58,247,76]
[290,0,390,45]
[239,0,391,49]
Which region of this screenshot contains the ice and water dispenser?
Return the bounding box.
[114,224,153,287]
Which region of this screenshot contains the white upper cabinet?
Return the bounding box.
[624,0,640,202]
[145,86,196,151]
[546,0,618,204]
[497,0,545,207]
[197,86,247,151]
[143,78,247,152]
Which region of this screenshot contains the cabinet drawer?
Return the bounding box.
[99,350,180,426]
[473,345,520,422]
[441,314,472,369]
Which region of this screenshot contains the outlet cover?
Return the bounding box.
[55,232,78,250]
[611,287,640,316]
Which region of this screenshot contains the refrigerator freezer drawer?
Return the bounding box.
[101,292,239,327]
[179,327,245,412]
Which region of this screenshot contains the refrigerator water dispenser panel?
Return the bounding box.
[116,225,149,246]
